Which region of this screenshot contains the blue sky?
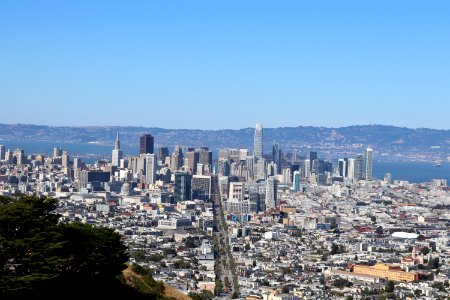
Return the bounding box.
[1,1,449,129]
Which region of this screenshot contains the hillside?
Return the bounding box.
[1,123,450,159]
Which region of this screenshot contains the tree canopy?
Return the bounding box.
[0,195,160,299]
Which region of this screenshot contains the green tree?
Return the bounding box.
[385,280,395,293]
[0,195,143,299]
[428,257,440,269]
[189,290,214,300]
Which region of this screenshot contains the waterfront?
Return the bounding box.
[1,140,449,183]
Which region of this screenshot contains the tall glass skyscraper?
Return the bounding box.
[253,123,263,160]
[140,134,154,154]
[365,147,373,180]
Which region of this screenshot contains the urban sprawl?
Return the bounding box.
[0,124,449,300]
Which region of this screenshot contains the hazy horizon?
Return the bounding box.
[2,122,450,131]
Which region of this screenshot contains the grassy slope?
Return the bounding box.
[122,266,191,300]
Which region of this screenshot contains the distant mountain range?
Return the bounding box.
[1,123,450,160]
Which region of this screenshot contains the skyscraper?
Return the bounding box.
[191,175,212,200]
[170,146,184,172]
[140,134,154,154]
[292,170,301,192]
[53,147,62,158]
[186,149,199,174]
[14,148,25,165]
[174,172,191,202]
[365,147,373,180]
[347,158,355,179]
[272,143,282,174]
[265,177,278,210]
[0,145,5,160]
[61,150,69,168]
[158,147,170,163]
[253,123,263,160]
[112,133,123,167]
[198,147,212,165]
[355,154,364,179]
[144,153,156,184]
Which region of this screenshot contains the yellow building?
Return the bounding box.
[353,263,418,282]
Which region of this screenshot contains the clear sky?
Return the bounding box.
[1,1,449,129]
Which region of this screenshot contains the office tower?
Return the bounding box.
[112,133,123,167]
[73,157,81,170]
[253,123,263,160]
[246,156,255,181]
[347,158,355,179]
[140,134,154,154]
[265,177,278,210]
[0,145,5,160]
[61,150,69,168]
[196,163,204,175]
[218,149,229,161]
[14,148,25,165]
[218,159,230,176]
[355,154,364,179]
[338,159,347,177]
[365,147,373,180]
[309,151,318,162]
[191,175,212,200]
[293,170,301,192]
[5,149,12,163]
[135,155,146,175]
[272,143,282,174]
[174,172,191,202]
[53,147,62,158]
[73,158,83,179]
[78,170,110,189]
[159,167,171,184]
[170,146,184,172]
[228,149,240,162]
[198,147,212,166]
[144,153,156,184]
[256,157,266,180]
[229,181,245,201]
[282,168,291,184]
[304,159,311,178]
[267,162,275,177]
[186,149,199,174]
[239,149,249,161]
[158,147,170,163]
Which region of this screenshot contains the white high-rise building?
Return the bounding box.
[239,149,249,161]
[365,147,373,180]
[256,157,266,180]
[112,133,123,167]
[304,159,311,178]
[14,148,25,165]
[53,147,62,158]
[145,153,156,184]
[265,177,278,210]
[282,168,291,184]
[253,123,263,160]
[347,158,355,179]
[62,150,69,168]
[229,182,245,201]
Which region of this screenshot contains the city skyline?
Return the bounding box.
[1,1,450,129]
